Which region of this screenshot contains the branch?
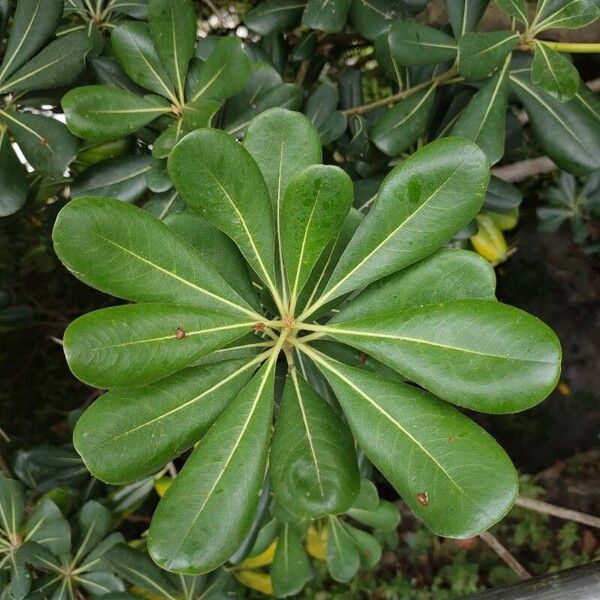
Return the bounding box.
[342,67,459,117]
[491,157,557,182]
[515,496,600,530]
[479,531,532,580]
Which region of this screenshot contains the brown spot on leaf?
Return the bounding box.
[448,435,456,442]
[253,322,266,332]
[40,137,48,146]
[359,352,368,365]
[175,327,186,339]
[416,492,429,507]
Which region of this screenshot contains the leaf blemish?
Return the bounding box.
[175,327,186,339]
[416,492,429,506]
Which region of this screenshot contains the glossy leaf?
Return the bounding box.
[0,128,28,217]
[281,165,353,302]
[0,31,93,95]
[326,299,562,413]
[244,0,304,35]
[302,0,351,33]
[164,210,258,305]
[305,355,519,537]
[308,138,489,310]
[533,0,599,32]
[187,36,251,103]
[111,22,177,101]
[149,0,197,101]
[62,85,172,142]
[388,22,457,67]
[371,85,436,156]
[305,82,347,144]
[445,0,489,37]
[344,524,381,568]
[271,523,311,597]
[0,111,78,179]
[23,499,71,556]
[74,357,258,483]
[0,0,63,83]
[347,500,400,532]
[148,358,276,573]
[349,0,403,40]
[484,175,523,212]
[510,68,600,175]
[334,249,496,323]
[71,155,153,202]
[244,108,322,299]
[104,544,180,598]
[457,31,518,80]
[112,0,149,19]
[271,371,360,517]
[169,128,279,294]
[63,303,255,388]
[0,474,24,539]
[326,517,360,582]
[495,0,529,24]
[53,197,257,318]
[532,42,579,102]
[451,57,510,164]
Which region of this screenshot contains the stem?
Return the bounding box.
[479,531,531,580]
[515,496,600,530]
[537,41,600,54]
[343,68,459,117]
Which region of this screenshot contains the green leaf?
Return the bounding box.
[457,31,518,80]
[104,544,180,598]
[371,85,436,156]
[343,523,381,568]
[271,371,360,518]
[112,0,149,19]
[52,197,257,318]
[326,517,360,583]
[305,83,347,144]
[24,499,71,557]
[295,209,363,316]
[75,501,112,561]
[62,85,172,142]
[243,108,323,301]
[149,0,197,101]
[346,500,399,532]
[9,552,30,600]
[305,353,519,537]
[244,0,305,36]
[271,523,311,597]
[63,303,255,388]
[0,111,78,179]
[89,56,146,95]
[0,473,24,538]
[0,0,63,83]
[144,189,183,219]
[484,175,522,212]
[148,357,277,573]
[71,155,153,202]
[532,0,599,32]
[168,128,279,297]
[495,0,529,25]
[349,0,403,40]
[334,249,496,323]
[111,22,177,102]
[305,138,489,312]
[532,42,580,103]
[326,299,561,413]
[351,479,379,511]
[451,56,510,164]
[0,127,28,217]
[282,165,353,303]
[73,357,258,483]
[0,31,93,95]
[164,211,259,306]
[388,22,457,67]
[76,571,125,596]
[302,0,351,33]
[510,67,600,175]
[187,36,251,103]
[445,0,489,37]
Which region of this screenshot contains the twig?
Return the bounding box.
[0,454,12,478]
[167,462,178,478]
[343,67,459,117]
[295,60,310,87]
[515,496,600,530]
[479,531,532,580]
[491,157,557,182]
